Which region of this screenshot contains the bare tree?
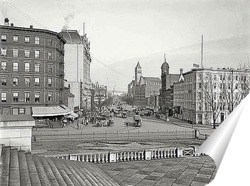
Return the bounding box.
[200,73,222,129]
[220,69,250,114]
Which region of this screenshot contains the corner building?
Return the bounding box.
[0,18,67,116]
[60,29,92,111]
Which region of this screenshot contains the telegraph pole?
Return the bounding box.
[201,35,204,68]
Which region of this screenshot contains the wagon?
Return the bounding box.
[133,114,142,127]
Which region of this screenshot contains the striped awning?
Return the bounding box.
[32,105,72,117]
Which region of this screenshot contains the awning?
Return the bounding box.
[32,105,72,117]
[65,112,78,119]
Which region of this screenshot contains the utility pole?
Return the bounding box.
[201,35,204,68]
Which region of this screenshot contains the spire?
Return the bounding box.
[164,53,166,63]
[135,61,141,69]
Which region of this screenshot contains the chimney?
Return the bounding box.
[4,18,9,26]
[11,23,14,27]
[30,25,33,28]
[180,68,183,75]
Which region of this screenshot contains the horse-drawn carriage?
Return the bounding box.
[133,114,142,127]
[95,114,114,127]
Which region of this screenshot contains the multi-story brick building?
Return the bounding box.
[0,18,69,117]
[173,67,250,125]
[60,29,91,111]
[127,80,135,98]
[133,62,161,107]
[159,55,179,114]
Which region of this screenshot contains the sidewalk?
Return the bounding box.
[98,155,216,186]
[168,117,216,136]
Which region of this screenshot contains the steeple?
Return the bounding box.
[135,61,142,85]
[161,53,169,75]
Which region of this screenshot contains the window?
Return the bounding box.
[48,51,52,59]
[35,92,40,103]
[214,83,217,89]
[198,92,202,100]
[48,78,52,87]
[13,92,18,102]
[24,50,30,58]
[35,64,40,72]
[48,38,52,46]
[213,93,216,100]
[35,50,40,58]
[24,77,30,86]
[35,37,40,44]
[1,34,6,41]
[236,76,238,81]
[35,77,40,86]
[13,35,18,42]
[13,49,18,57]
[1,48,7,56]
[13,77,18,86]
[13,62,18,71]
[1,62,7,71]
[198,83,202,89]
[24,92,30,102]
[1,77,7,86]
[235,83,238,89]
[48,92,52,101]
[1,93,6,102]
[48,65,53,73]
[25,36,30,43]
[19,108,25,115]
[25,63,30,72]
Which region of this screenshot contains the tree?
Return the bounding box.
[200,73,222,129]
[121,95,135,106]
[220,69,250,114]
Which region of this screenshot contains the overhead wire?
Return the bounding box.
[1,0,47,29]
[1,0,132,82]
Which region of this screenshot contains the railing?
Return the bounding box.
[47,147,196,164]
[33,130,195,142]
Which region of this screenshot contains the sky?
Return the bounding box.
[1,0,249,90]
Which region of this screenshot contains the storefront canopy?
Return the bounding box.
[32,105,72,117]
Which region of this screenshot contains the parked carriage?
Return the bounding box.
[133,114,142,127]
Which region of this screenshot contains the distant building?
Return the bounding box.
[159,54,179,114]
[127,80,135,97]
[0,18,69,117]
[133,62,161,107]
[173,67,250,125]
[60,29,91,111]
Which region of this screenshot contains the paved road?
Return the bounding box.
[33,116,194,135]
[33,116,196,141]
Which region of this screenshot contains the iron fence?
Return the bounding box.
[33,129,195,142]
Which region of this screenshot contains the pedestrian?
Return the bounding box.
[77,120,79,130]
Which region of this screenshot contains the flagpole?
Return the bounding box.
[201,35,203,68]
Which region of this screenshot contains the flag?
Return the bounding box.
[193,63,199,68]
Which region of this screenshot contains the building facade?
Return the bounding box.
[173,67,250,125]
[60,29,91,112]
[0,18,66,116]
[133,62,161,107]
[159,55,179,114]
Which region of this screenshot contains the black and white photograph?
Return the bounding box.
[0,0,249,185]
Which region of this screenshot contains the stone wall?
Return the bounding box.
[0,115,35,151]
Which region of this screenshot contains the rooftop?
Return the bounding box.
[0,115,34,122]
[0,146,119,186]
